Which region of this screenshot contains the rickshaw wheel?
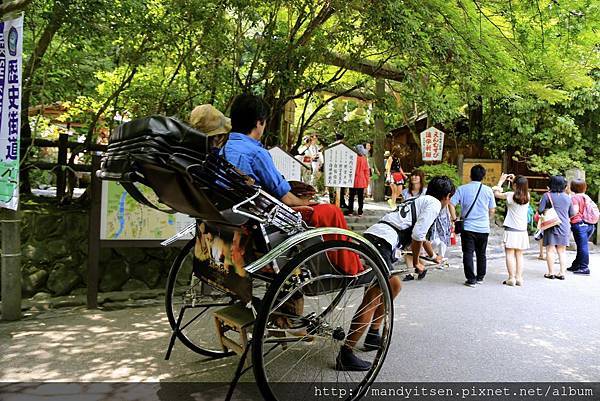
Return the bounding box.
[165,239,235,358]
[252,239,393,401]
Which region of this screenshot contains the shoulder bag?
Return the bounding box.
[455,183,483,235]
[539,193,561,231]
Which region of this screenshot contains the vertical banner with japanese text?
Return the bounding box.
[0,16,23,210]
[420,127,445,162]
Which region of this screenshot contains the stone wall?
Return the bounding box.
[1,200,180,298]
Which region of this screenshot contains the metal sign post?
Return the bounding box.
[1,208,21,320]
[87,154,102,308]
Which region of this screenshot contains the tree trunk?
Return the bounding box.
[468,95,483,135]
[373,78,386,202]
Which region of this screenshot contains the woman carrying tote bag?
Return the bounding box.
[538,176,575,280]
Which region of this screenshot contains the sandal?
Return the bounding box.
[544,274,555,279]
[416,268,428,280]
[554,274,565,280]
[502,279,515,286]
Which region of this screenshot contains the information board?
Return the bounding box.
[420,127,444,161]
[461,159,503,186]
[323,143,357,187]
[565,168,585,183]
[268,146,308,182]
[100,181,194,240]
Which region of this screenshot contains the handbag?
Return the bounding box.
[539,193,561,231]
[454,183,483,235]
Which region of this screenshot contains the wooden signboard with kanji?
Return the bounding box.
[420,127,444,161]
[323,142,358,187]
[462,159,503,186]
[268,146,309,182]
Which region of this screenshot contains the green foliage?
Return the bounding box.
[417,163,461,187]
[485,71,600,194]
[20,0,600,194]
[305,98,375,147]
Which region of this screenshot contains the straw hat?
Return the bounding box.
[189,104,231,135]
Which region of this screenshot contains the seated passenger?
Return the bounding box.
[221,93,362,275]
[189,103,231,151]
[336,176,456,371]
[221,93,309,207]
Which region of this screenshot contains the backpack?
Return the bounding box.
[527,203,537,233]
[527,203,535,225]
[377,198,419,250]
[582,194,600,224]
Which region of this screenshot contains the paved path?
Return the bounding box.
[1,242,599,397]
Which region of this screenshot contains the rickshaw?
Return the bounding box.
[97,116,394,401]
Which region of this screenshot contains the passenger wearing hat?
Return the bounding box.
[189,104,232,151]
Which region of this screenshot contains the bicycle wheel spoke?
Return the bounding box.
[254,241,394,401]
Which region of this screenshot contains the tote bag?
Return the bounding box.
[539,193,561,231]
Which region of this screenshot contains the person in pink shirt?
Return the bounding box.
[568,179,596,275]
[345,144,371,216]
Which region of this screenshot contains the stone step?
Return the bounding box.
[345,217,380,225]
[347,224,372,233]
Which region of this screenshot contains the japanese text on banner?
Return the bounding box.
[0,16,23,210]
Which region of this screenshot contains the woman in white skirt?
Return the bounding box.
[493,174,530,286]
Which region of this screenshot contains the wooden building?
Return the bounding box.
[388,114,548,191]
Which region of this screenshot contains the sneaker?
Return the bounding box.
[567,266,580,272]
[335,346,372,371]
[476,278,484,284]
[402,274,415,281]
[387,199,395,209]
[573,269,590,275]
[464,280,477,287]
[364,331,381,351]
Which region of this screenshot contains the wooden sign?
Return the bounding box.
[268,146,308,182]
[461,159,503,186]
[565,168,585,183]
[420,127,444,161]
[323,142,358,187]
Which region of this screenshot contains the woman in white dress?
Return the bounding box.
[493,174,530,286]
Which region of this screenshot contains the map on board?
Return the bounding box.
[100,181,195,240]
